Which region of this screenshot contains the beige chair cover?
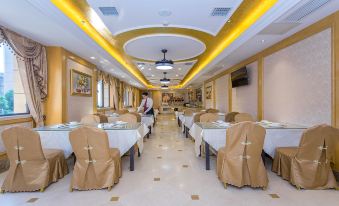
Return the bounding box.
[183,109,194,116]
[272,124,338,189]
[200,113,218,123]
[1,126,68,192]
[117,113,137,123]
[193,112,206,123]
[217,122,268,188]
[95,114,108,123]
[225,112,239,122]
[69,126,121,190]
[115,109,129,115]
[234,113,254,122]
[206,108,219,113]
[129,112,142,122]
[80,115,100,125]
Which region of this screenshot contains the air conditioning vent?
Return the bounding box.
[184,62,194,66]
[211,8,231,17]
[99,7,119,16]
[284,0,331,22]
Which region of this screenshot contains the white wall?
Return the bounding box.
[232,61,258,119]
[67,59,94,122]
[215,74,229,113]
[263,29,332,126]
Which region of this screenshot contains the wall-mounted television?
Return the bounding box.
[231,67,249,88]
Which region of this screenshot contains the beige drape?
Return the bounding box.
[0,26,47,126]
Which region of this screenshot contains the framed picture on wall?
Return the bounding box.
[70,69,92,96]
[205,86,212,99]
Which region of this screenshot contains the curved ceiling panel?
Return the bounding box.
[124,34,206,61]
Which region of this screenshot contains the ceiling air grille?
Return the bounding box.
[284,0,331,22]
[99,7,119,16]
[211,8,231,17]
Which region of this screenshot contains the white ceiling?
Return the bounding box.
[0,0,337,89]
[124,34,205,61]
[87,0,243,36]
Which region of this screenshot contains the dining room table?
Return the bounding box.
[179,112,225,138]
[106,113,155,134]
[189,121,307,170]
[34,122,149,171]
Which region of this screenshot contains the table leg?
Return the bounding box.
[183,126,185,134]
[149,126,152,134]
[177,118,180,126]
[186,127,189,138]
[205,142,210,170]
[138,148,141,157]
[130,146,135,171]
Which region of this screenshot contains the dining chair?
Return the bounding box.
[69,126,121,191]
[206,108,219,113]
[117,113,137,123]
[225,112,239,122]
[193,112,206,123]
[217,122,268,189]
[95,114,108,123]
[234,113,254,122]
[129,112,142,122]
[183,109,194,116]
[200,113,218,122]
[1,126,68,193]
[115,109,129,115]
[80,114,100,125]
[272,124,339,190]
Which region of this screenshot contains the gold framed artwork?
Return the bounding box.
[70,69,92,96]
[205,86,212,99]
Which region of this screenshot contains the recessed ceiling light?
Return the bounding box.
[100,60,105,64]
[227,19,232,23]
[140,66,144,70]
[90,56,96,59]
[149,68,152,71]
[176,74,179,77]
[121,75,125,78]
[151,74,155,77]
[260,39,265,43]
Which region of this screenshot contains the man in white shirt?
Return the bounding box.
[138,92,154,115]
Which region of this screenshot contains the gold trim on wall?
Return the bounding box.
[257,57,264,121]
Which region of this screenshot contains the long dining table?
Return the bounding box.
[106,113,155,134]
[178,113,225,137]
[189,122,307,170]
[34,122,149,171]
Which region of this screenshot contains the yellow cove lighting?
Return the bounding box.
[51,0,152,88]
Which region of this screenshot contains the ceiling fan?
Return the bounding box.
[160,72,170,84]
[155,49,173,70]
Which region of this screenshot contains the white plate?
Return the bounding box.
[115,121,128,125]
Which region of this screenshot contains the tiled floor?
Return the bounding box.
[0,114,338,206]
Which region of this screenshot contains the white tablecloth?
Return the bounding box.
[189,123,305,157]
[37,124,149,158]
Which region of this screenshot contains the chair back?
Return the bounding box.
[80,115,100,125]
[95,114,108,123]
[200,113,218,123]
[290,124,339,188]
[1,126,49,191]
[129,112,142,122]
[225,112,239,122]
[206,108,219,113]
[234,113,254,122]
[69,126,115,189]
[128,108,137,112]
[183,109,194,116]
[115,109,129,115]
[193,112,206,123]
[220,122,267,187]
[117,113,137,123]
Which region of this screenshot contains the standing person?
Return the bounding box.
[138,92,154,115]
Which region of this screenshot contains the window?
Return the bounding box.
[97,80,103,107]
[0,45,28,116]
[97,80,110,108]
